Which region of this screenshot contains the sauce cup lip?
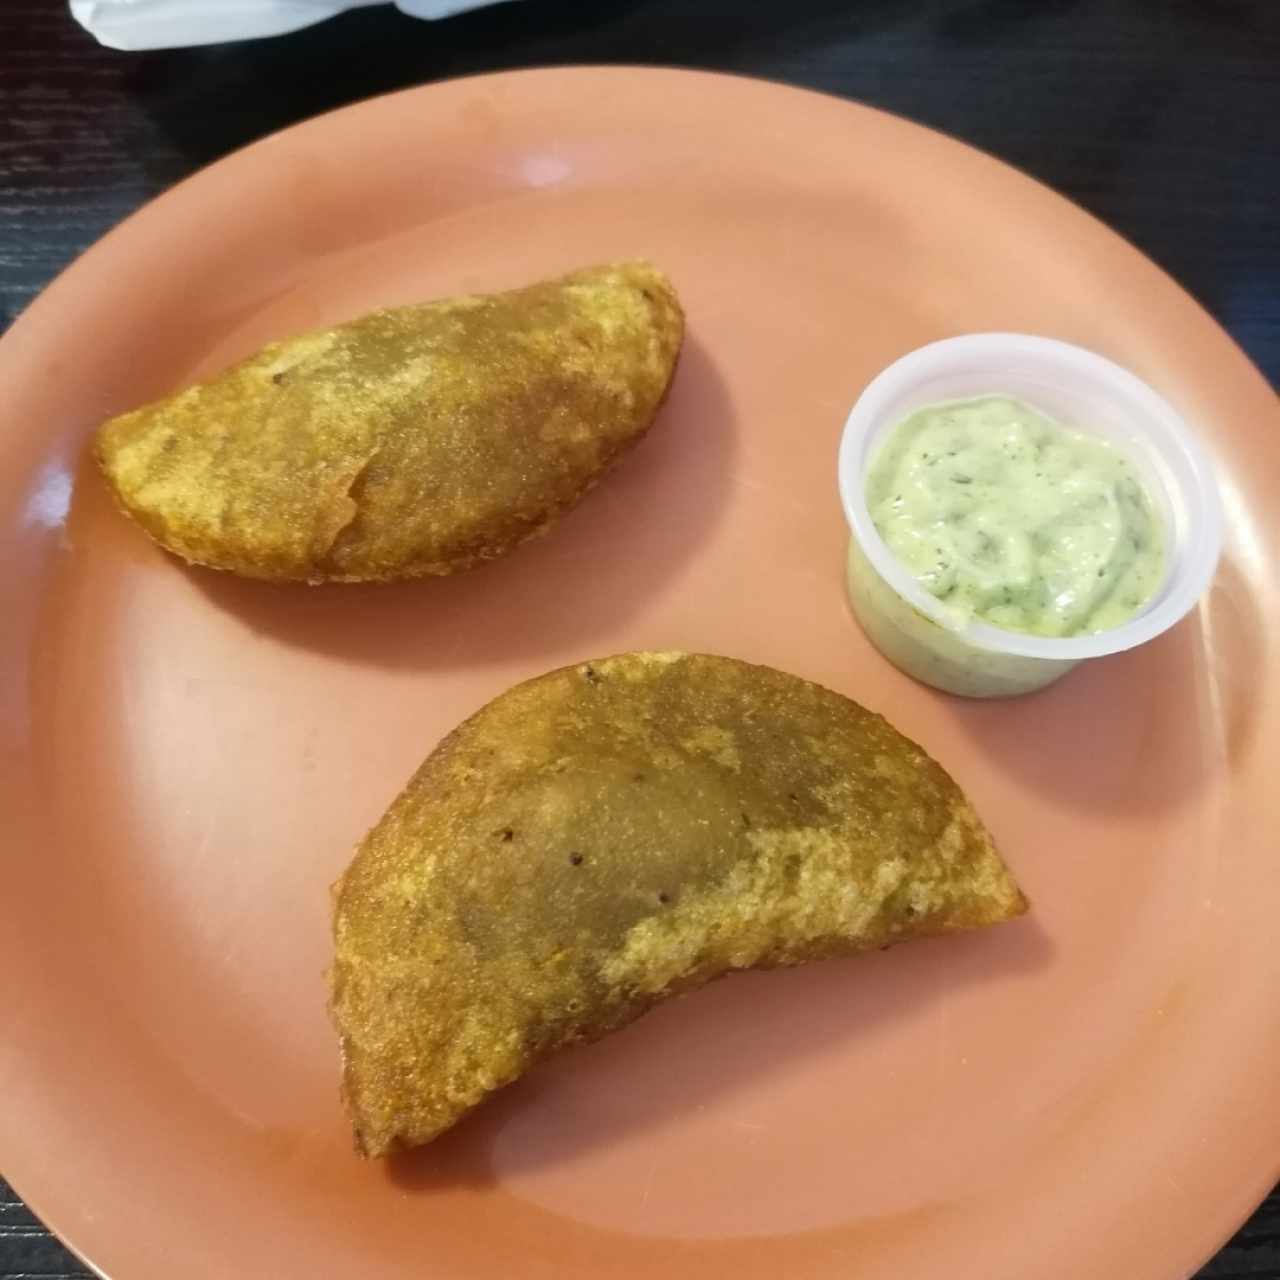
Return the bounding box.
[837,333,1224,662]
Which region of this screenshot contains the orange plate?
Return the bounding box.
[1,67,1277,1280]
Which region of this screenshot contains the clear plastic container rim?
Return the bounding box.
[836,333,1224,661]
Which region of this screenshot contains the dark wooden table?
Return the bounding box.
[2,1,1277,1276]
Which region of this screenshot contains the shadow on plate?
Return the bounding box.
[188,336,736,671]
[385,910,1053,1192]
[939,555,1265,818]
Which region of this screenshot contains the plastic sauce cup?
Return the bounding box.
[837,334,1223,698]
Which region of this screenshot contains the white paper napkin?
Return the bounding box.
[70,0,518,50]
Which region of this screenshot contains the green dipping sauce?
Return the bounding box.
[866,396,1165,638]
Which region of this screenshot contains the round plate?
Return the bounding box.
[1,67,1277,1280]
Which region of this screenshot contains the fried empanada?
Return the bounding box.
[330,652,1027,1155]
[95,262,683,582]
